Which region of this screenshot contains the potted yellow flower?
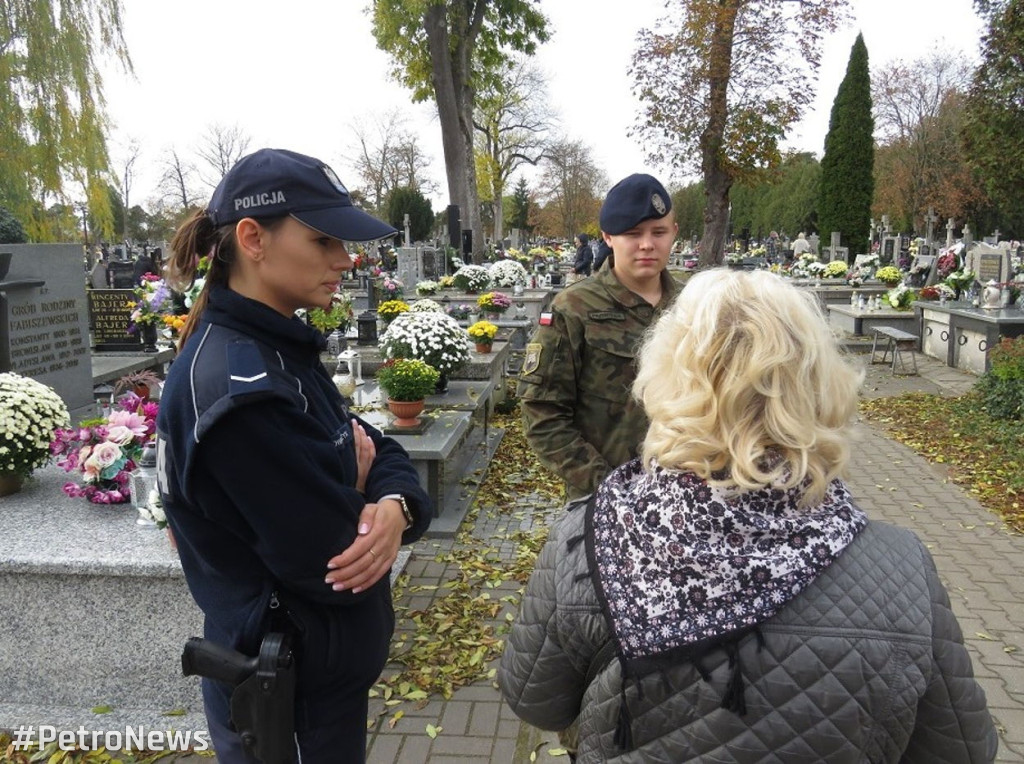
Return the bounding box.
[377,299,411,325]
[467,320,499,353]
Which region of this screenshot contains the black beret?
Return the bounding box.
[599,173,672,235]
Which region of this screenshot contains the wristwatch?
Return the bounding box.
[381,493,413,529]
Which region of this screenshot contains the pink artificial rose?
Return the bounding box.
[104,425,135,445]
[87,441,122,472]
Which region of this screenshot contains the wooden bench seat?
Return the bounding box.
[870,325,919,376]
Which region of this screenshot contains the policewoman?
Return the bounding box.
[157,148,431,762]
[519,173,682,501]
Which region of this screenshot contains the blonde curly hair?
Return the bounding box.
[634,268,863,506]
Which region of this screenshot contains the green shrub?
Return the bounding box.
[977,336,1024,419]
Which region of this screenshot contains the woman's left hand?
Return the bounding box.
[324,498,405,594]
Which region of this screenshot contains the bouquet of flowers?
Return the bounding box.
[0,372,70,479]
[377,299,411,324]
[945,269,976,297]
[129,275,173,332]
[847,274,864,288]
[408,298,446,314]
[416,280,440,296]
[488,260,528,288]
[439,275,456,289]
[860,254,880,269]
[377,275,405,300]
[918,286,942,301]
[823,260,849,279]
[51,393,158,504]
[467,320,499,346]
[445,303,474,321]
[885,284,917,310]
[806,261,827,277]
[379,312,471,376]
[453,265,491,293]
[875,265,904,286]
[798,251,819,265]
[308,291,354,334]
[375,358,440,403]
[477,291,512,315]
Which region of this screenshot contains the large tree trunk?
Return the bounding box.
[424,6,471,253]
[423,3,485,262]
[697,1,739,268]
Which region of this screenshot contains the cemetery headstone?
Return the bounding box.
[396,247,419,291]
[946,218,956,248]
[967,243,1011,285]
[807,233,820,255]
[88,289,142,351]
[108,261,136,289]
[0,244,94,420]
[882,236,899,263]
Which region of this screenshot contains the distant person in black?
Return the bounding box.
[132,251,157,285]
[572,233,593,278]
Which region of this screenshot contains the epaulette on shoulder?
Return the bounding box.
[226,340,274,397]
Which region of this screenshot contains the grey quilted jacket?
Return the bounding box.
[500,507,998,763]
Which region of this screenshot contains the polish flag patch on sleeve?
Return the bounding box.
[539,312,553,326]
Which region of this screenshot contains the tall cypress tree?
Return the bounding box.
[818,33,874,257]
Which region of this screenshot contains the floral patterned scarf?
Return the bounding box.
[586,458,867,674]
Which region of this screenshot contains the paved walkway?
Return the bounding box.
[364,352,1024,763]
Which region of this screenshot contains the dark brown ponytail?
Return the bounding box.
[168,209,237,349]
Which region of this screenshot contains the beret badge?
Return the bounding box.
[651,193,667,215]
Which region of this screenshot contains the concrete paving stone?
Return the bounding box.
[439,701,471,736]
[467,702,501,737]
[427,733,499,757]
[394,741,432,764]
[367,733,402,763]
[498,718,521,738]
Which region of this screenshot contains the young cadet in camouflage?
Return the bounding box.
[519,174,681,500]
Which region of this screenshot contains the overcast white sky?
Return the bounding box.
[101,0,985,211]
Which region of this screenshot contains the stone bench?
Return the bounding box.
[870,326,919,376]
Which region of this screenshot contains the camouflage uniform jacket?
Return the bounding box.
[518,266,681,499]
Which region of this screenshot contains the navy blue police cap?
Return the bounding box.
[207,148,398,242]
[599,173,673,235]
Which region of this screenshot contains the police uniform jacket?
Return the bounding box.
[518,266,680,499]
[156,285,431,731]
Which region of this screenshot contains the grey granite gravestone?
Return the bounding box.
[967,243,1011,285]
[0,244,93,421]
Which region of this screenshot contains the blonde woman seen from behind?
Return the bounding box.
[500,268,996,763]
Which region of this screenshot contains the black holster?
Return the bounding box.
[182,632,297,764]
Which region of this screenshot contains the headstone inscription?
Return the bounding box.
[967,243,1011,285]
[88,289,142,351]
[0,244,94,420]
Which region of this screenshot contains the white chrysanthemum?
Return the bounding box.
[488,260,528,288]
[379,312,471,375]
[408,299,446,313]
[0,372,70,476]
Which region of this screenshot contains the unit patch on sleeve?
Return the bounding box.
[539,312,553,326]
[522,343,543,376]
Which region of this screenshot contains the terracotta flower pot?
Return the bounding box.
[475,342,493,354]
[0,472,25,497]
[387,399,425,427]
